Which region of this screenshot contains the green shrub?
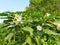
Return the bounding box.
[0,11,60,45]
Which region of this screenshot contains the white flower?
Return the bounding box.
[37,25,42,31]
[46,13,51,16]
[14,14,22,22]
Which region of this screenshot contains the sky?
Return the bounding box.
[0,0,30,12]
[0,0,29,23]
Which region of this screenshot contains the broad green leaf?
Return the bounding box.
[43,29,60,36]
[43,15,49,22]
[5,33,14,42]
[22,36,32,45]
[55,15,60,19]
[22,26,33,36]
[49,14,56,19]
[0,16,7,19]
[35,36,41,45]
[0,13,8,16]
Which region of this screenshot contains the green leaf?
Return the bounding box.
[0,13,8,16]
[49,14,56,19]
[43,29,60,36]
[5,33,14,42]
[43,15,49,22]
[22,26,33,36]
[0,16,7,19]
[35,36,41,45]
[22,36,32,45]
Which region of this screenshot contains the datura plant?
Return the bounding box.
[0,12,60,45]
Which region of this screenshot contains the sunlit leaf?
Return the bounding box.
[22,26,33,36]
[43,29,60,36]
[22,36,32,45]
[5,33,14,42]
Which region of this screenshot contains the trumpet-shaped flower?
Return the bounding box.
[14,14,22,22]
[37,25,42,31]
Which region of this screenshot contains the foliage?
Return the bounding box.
[0,11,60,45]
[26,0,60,14]
[0,0,60,45]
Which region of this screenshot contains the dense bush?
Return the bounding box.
[0,11,60,45]
[27,0,60,14]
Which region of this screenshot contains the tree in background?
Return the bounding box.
[26,0,60,14]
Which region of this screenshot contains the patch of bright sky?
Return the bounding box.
[0,0,30,23]
[0,0,30,12]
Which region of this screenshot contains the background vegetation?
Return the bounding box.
[0,0,60,45]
